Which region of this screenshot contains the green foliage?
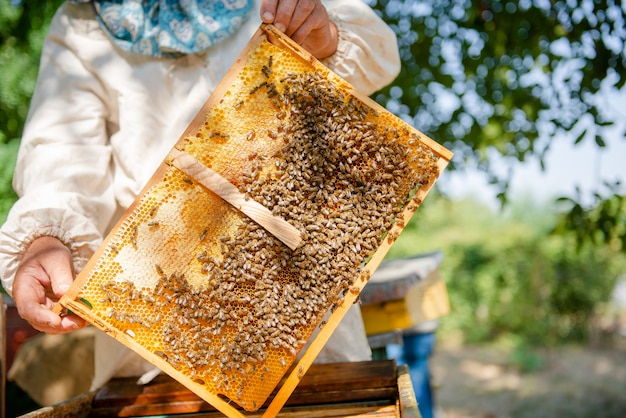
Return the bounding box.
[0,0,63,222]
[0,138,19,224]
[387,194,626,347]
[554,181,626,252]
[367,0,626,241]
[0,0,64,144]
[367,0,626,173]
[508,341,546,373]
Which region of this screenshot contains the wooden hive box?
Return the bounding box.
[55,24,452,417]
[360,252,450,337]
[20,360,421,418]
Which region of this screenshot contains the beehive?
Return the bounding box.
[56,24,453,417]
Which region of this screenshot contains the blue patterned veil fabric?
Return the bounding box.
[72,0,253,57]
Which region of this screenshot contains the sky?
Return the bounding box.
[438,89,626,211]
[440,133,626,211]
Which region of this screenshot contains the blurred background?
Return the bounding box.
[2,0,625,417]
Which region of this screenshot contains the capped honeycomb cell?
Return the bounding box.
[58,24,453,417]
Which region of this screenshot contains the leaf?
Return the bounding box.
[78,297,93,309]
[595,135,606,147]
[66,297,93,315]
[573,129,586,145]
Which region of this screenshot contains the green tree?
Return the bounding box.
[554,180,626,251]
[0,0,65,221]
[388,195,626,346]
[367,0,626,247]
[0,0,64,145]
[0,138,18,225]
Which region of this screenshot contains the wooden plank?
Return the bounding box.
[29,399,398,418]
[91,401,398,418]
[91,361,398,417]
[287,360,397,393]
[93,374,205,407]
[268,403,398,418]
[169,148,302,250]
[396,365,420,418]
[92,387,400,417]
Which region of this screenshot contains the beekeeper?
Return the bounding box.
[0,0,401,397]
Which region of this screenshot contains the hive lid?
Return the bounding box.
[56,24,453,417]
[359,251,444,305]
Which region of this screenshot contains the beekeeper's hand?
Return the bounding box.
[261,0,338,59]
[13,236,87,334]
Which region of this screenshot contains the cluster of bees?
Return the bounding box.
[80,43,440,411]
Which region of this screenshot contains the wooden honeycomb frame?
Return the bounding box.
[57,24,453,417]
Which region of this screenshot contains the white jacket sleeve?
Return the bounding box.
[323,1,401,95]
[0,1,401,297]
[0,9,117,296]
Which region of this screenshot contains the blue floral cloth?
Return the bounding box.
[72,0,253,57]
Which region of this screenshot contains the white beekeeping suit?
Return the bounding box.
[1,0,400,399]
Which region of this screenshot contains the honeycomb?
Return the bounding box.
[58,25,452,417]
